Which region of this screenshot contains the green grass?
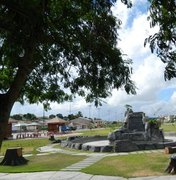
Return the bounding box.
[161,123,176,132]
[78,127,120,136]
[0,153,86,173]
[82,152,170,178]
[1,138,50,156]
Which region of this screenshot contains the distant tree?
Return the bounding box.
[11,114,23,120]
[56,114,64,119]
[112,121,118,124]
[124,104,133,117]
[23,113,36,120]
[77,111,83,117]
[0,0,135,147]
[67,114,74,121]
[49,114,56,119]
[145,0,176,80]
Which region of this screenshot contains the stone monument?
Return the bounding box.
[107,112,164,152]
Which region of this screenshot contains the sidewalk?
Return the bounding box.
[0,171,176,180]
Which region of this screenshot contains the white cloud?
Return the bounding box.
[11,102,43,116]
[111,1,131,28]
[171,92,176,103]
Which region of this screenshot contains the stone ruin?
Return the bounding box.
[107,112,165,152]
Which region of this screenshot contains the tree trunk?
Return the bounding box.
[0,94,13,148]
[0,48,35,149]
[165,146,176,154]
[165,154,176,174]
[0,147,28,166]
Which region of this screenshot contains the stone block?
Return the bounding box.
[128,133,146,141]
[144,144,155,150]
[100,146,113,152]
[82,144,90,151]
[154,143,164,149]
[60,141,68,147]
[89,146,101,152]
[71,143,75,149]
[114,140,139,152]
[74,143,82,150]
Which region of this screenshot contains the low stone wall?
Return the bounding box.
[60,135,176,153]
[61,135,113,152]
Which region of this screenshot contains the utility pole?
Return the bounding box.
[88,104,92,119]
[108,109,111,121]
[97,108,100,119]
[43,105,45,133]
[69,100,72,114]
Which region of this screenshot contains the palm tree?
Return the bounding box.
[124,104,133,117]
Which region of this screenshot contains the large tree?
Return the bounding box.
[145,0,176,80]
[0,0,135,147]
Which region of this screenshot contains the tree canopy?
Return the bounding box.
[0,0,135,109]
[0,0,135,144]
[145,0,176,80]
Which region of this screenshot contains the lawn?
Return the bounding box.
[77,126,120,136]
[0,153,86,173]
[78,123,176,135]
[0,138,50,156]
[161,123,176,132]
[82,152,170,178]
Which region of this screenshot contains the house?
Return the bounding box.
[69,117,93,130]
[46,117,68,133]
[93,118,104,128]
[26,122,40,131]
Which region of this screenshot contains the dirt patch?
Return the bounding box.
[131,170,163,177]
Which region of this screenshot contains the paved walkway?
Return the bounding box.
[0,171,176,180]
[61,155,107,171]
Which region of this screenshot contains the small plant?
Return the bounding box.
[147,118,161,128]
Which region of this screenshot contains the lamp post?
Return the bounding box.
[43,105,45,134]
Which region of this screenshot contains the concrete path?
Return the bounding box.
[61,155,106,171]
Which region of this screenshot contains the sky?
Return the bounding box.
[11,0,176,121]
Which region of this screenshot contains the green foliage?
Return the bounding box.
[124,104,133,116]
[0,0,136,108]
[145,0,176,80]
[147,118,161,128]
[11,113,37,120]
[121,0,132,8]
[67,111,84,120]
[48,114,56,119]
[10,114,23,120]
[23,113,37,120]
[56,113,63,119]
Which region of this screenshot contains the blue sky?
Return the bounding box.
[11,0,176,120]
